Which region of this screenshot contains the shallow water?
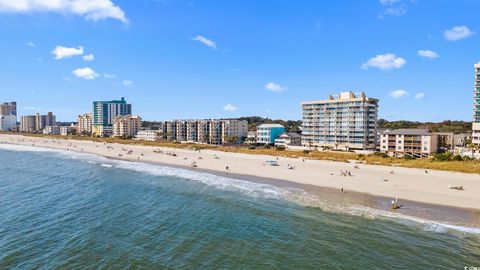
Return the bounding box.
[1,145,479,269]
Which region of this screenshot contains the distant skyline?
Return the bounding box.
[0,0,479,122]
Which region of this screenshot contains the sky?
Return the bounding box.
[0,0,479,122]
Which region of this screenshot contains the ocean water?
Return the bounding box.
[0,144,479,269]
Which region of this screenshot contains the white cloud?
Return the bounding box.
[384,7,406,16]
[123,80,133,86]
[104,73,116,79]
[417,50,439,59]
[25,41,35,47]
[52,45,84,59]
[72,67,99,80]
[390,89,409,98]
[223,104,237,112]
[83,54,94,61]
[414,92,425,100]
[379,0,401,5]
[0,0,127,23]
[361,53,406,70]
[265,82,286,92]
[444,25,474,41]
[192,35,217,50]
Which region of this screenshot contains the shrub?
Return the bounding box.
[453,155,463,161]
[276,146,285,151]
[303,150,310,154]
[433,152,452,161]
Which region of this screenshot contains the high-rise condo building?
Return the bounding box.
[0,115,17,131]
[0,102,16,116]
[301,91,378,150]
[0,101,17,131]
[92,97,132,136]
[473,63,480,146]
[20,112,56,132]
[77,113,93,135]
[113,115,142,138]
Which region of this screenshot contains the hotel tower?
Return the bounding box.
[473,63,480,146]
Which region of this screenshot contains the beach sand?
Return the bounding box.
[2,134,480,226]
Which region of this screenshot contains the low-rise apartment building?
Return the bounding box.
[274,132,301,147]
[60,126,75,136]
[136,130,162,141]
[43,126,60,135]
[380,129,438,158]
[160,119,248,145]
[113,115,142,138]
[256,124,285,145]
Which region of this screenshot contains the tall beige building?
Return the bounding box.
[113,115,142,138]
[77,113,93,135]
[20,112,56,132]
[0,102,16,116]
[301,91,378,150]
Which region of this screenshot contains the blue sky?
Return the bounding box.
[0,0,479,122]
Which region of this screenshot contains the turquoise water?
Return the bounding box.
[0,144,479,269]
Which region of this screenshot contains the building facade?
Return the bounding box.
[274,132,302,147]
[93,97,132,136]
[380,129,438,158]
[20,112,56,132]
[60,126,75,136]
[136,130,162,141]
[77,113,93,135]
[0,115,17,131]
[113,115,142,138]
[160,119,248,145]
[0,102,16,116]
[256,124,285,145]
[473,63,480,146]
[301,91,378,150]
[43,126,60,135]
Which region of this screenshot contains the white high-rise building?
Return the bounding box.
[473,63,480,146]
[301,91,378,150]
[0,115,16,131]
[0,101,17,131]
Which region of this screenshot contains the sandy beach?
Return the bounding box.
[1,133,480,214]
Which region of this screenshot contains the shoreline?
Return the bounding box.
[1,134,480,228]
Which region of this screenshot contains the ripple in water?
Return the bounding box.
[0,144,479,269]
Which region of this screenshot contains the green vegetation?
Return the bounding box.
[378,119,472,133]
[238,116,301,132]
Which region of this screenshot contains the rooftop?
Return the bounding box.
[383,129,432,136]
[301,91,378,105]
[258,124,284,128]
